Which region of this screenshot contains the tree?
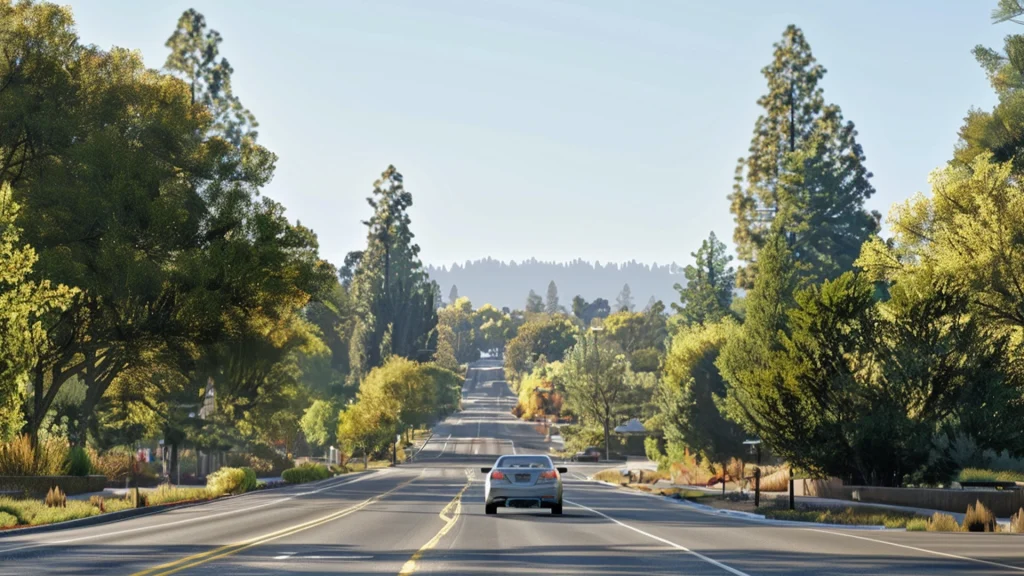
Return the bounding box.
[473,304,514,357]
[436,297,479,363]
[660,319,746,468]
[616,284,634,312]
[572,295,588,322]
[561,332,642,460]
[347,166,438,381]
[164,8,257,144]
[448,285,459,305]
[730,25,877,288]
[526,290,544,314]
[858,155,1024,334]
[300,400,337,456]
[673,232,735,326]
[0,185,77,440]
[545,281,560,314]
[503,316,579,384]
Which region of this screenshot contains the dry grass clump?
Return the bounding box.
[926,512,961,532]
[1010,507,1024,533]
[963,500,997,532]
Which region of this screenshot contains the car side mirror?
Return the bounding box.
[557,467,568,474]
[480,467,492,473]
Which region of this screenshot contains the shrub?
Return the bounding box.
[905,518,928,532]
[926,512,961,532]
[0,511,16,528]
[963,500,997,532]
[957,468,1024,483]
[281,463,330,484]
[102,497,135,513]
[88,495,105,513]
[124,489,148,508]
[66,447,92,477]
[90,448,131,482]
[591,469,628,485]
[0,435,69,476]
[760,467,791,492]
[144,484,211,506]
[45,486,66,508]
[763,506,924,528]
[1010,507,1024,533]
[207,467,248,496]
[667,452,714,486]
[239,467,257,493]
[28,500,97,525]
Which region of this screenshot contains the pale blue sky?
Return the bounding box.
[68,0,1004,269]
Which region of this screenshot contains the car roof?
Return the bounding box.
[494,455,553,467]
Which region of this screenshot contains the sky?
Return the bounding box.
[67,0,1006,269]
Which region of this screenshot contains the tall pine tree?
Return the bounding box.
[673,232,735,326]
[545,281,560,314]
[615,284,634,312]
[730,25,878,288]
[348,166,438,382]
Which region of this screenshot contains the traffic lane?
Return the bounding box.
[564,480,1024,575]
[0,470,416,575]
[167,468,473,575]
[419,481,746,575]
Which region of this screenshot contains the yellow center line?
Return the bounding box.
[129,474,420,576]
[398,473,473,575]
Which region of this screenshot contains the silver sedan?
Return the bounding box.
[481,455,566,515]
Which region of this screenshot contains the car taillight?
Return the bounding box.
[538,470,558,482]
[490,470,505,480]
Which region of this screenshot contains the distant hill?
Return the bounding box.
[425,257,685,310]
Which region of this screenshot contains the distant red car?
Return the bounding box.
[572,447,601,462]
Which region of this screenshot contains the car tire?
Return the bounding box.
[551,503,562,515]
[485,503,497,515]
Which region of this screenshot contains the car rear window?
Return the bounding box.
[496,456,551,469]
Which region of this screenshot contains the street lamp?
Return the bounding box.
[743,439,762,508]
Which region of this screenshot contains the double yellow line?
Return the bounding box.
[130,476,417,576]
[398,474,472,575]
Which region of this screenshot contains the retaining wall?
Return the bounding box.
[795,478,1024,517]
[0,475,107,497]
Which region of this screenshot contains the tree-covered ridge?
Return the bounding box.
[425,257,684,310]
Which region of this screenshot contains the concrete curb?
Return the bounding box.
[0,469,375,538]
[589,480,889,531]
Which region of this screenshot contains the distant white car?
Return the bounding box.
[481,455,566,515]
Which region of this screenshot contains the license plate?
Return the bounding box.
[515,473,531,482]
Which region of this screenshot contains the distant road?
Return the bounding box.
[2,359,1024,574]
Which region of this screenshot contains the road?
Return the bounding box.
[2,359,1024,575]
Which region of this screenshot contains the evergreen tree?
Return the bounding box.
[616,283,634,312]
[448,284,459,305]
[545,281,560,314]
[572,295,588,321]
[348,166,438,382]
[672,232,735,326]
[164,8,257,144]
[526,289,544,313]
[644,296,657,312]
[730,25,877,288]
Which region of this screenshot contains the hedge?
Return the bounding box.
[281,463,330,484]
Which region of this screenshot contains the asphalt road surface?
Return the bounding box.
[3,359,1024,575]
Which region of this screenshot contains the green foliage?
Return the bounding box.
[963,500,997,532]
[436,297,480,364]
[66,447,91,477]
[144,485,212,506]
[730,25,877,288]
[207,467,248,496]
[905,518,929,532]
[559,424,604,454]
[673,232,735,326]
[0,183,77,439]
[347,165,438,382]
[603,303,668,358]
[958,468,1024,483]
[503,315,579,384]
[572,296,611,328]
[240,467,257,493]
[660,319,745,467]
[300,400,337,452]
[281,463,331,484]
[0,511,16,528]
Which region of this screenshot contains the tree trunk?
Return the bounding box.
[603,418,610,462]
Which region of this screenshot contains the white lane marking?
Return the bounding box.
[510,441,516,455]
[0,471,389,555]
[277,555,373,560]
[804,528,1024,573]
[273,553,295,560]
[566,500,750,576]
